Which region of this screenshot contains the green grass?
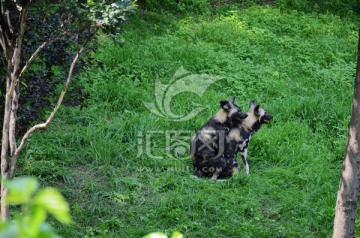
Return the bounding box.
[17,5,359,237]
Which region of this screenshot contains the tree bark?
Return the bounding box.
[333,29,360,238]
[0,73,11,221]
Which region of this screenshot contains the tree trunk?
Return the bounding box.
[333,29,360,238]
[1,82,11,221]
[0,2,29,221]
[0,180,8,221]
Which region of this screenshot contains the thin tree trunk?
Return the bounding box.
[333,29,360,238]
[0,73,12,221]
[0,3,29,221]
[0,181,8,221]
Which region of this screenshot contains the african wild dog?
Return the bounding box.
[227,100,273,175]
[190,96,248,180]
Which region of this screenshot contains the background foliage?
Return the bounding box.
[0,0,135,137]
[6,0,360,237]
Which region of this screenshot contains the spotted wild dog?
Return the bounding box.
[227,100,273,175]
[190,96,248,180]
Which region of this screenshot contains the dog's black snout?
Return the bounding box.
[266,113,273,120]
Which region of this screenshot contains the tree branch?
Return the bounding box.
[0,3,11,38]
[5,8,12,35]
[7,2,28,100]
[10,25,100,178]
[0,31,7,57]
[0,2,11,57]
[9,85,18,156]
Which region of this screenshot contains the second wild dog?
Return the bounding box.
[227,100,273,175]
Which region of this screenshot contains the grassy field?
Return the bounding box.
[17,5,359,237]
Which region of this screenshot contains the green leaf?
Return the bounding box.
[0,222,19,238]
[34,188,71,224]
[171,232,184,238]
[5,177,39,205]
[37,223,59,238]
[20,206,47,237]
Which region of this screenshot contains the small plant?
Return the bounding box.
[0,177,71,238]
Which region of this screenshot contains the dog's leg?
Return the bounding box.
[210,169,221,180]
[230,167,239,175]
[194,167,203,177]
[210,164,225,180]
[240,149,249,175]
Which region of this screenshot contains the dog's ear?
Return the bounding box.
[220,100,230,111]
[228,96,235,104]
[249,100,256,109]
[254,105,261,116]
